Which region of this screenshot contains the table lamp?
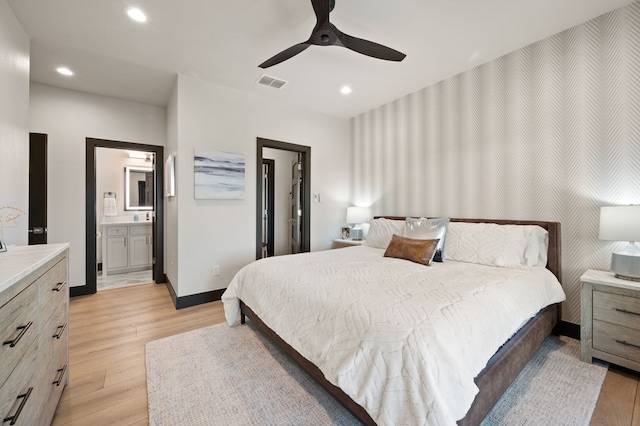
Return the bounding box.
[599,205,640,281]
[346,207,370,240]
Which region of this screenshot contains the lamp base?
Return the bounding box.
[611,250,640,281]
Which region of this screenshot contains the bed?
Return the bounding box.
[222,217,565,425]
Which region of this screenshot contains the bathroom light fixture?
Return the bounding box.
[346,206,370,240]
[340,86,352,95]
[126,7,147,23]
[56,67,73,76]
[599,205,640,281]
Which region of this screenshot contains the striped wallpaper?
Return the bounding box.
[351,1,640,324]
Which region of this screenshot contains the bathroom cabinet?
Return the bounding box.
[102,222,152,276]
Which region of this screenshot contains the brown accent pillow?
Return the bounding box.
[383,234,440,266]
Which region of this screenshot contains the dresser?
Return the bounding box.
[581,269,640,372]
[101,222,152,276]
[0,244,69,426]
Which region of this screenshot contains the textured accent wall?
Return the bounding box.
[351,2,640,324]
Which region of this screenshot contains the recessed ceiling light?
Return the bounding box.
[126,7,147,23]
[56,67,74,76]
[340,86,352,95]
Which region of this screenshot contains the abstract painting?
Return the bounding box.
[194,151,245,200]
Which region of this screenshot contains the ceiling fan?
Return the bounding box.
[259,0,406,68]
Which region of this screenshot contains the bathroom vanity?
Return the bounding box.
[101,221,152,276]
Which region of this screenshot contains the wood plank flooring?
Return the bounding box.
[53,282,638,425]
[52,282,225,425]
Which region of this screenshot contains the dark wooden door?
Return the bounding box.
[29,133,48,245]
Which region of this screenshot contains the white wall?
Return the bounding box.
[29,83,166,288]
[165,82,179,291]
[0,0,29,247]
[351,2,640,324]
[263,147,299,256]
[172,75,350,297]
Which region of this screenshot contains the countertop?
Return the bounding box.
[100,220,152,226]
[0,243,70,294]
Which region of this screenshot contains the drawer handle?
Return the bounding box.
[2,387,33,425]
[53,365,67,386]
[52,280,67,292]
[616,339,640,350]
[3,321,33,348]
[615,308,640,316]
[53,323,67,339]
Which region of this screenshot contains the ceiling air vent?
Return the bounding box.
[257,74,287,89]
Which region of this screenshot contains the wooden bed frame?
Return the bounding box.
[240,218,562,425]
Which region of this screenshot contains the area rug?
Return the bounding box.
[146,323,607,425]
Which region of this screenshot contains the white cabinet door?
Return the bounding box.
[129,235,150,267]
[106,237,128,269]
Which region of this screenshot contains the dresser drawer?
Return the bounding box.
[0,283,38,388]
[129,224,151,235]
[40,300,67,359]
[106,226,128,236]
[37,258,68,324]
[593,320,640,364]
[593,290,640,331]
[0,339,40,426]
[37,330,68,426]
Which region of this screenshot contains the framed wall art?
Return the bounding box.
[194,151,245,200]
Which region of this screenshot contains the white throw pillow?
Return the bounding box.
[365,218,405,249]
[443,222,545,267]
[403,217,450,262]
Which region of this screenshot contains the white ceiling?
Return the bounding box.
[8,0,636,119]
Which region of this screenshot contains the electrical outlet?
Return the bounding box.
[313,193,321,203]
[212,265,220,276]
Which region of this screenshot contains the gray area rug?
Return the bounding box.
[146,323,607,425]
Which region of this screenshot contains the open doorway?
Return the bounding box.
[256,138,310,260]
[74,138,165,297]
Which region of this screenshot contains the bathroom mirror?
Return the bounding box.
[125,166,154,211]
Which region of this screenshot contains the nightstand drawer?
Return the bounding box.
[594,320,640,363]
[593,290,640,331]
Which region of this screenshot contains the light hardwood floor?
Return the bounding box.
[53,282,637,425]
[52,282,225,425]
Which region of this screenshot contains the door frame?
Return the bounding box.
[262,158,275,258]
[74,138,165,297]
[256,138,310,260]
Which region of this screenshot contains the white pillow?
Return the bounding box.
[443,222,547,267]
[525,225,549,267]
[365,218,405,249]
[404,217,450,262]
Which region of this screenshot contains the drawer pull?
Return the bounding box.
[52,280,67,292]
[53,365,67,386]
[3,387,33,425]
[615,308,640,317]
[53,323,67,339]
[616,339,640,350]
[3,321,33,348]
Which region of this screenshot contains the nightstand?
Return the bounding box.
[332,238,365,249]
[581,269,640,372]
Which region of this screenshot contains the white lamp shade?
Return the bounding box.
[599,206,640,242]
[346,207,370,225]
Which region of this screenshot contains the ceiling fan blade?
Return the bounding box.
[259,43,311,68]
[310,0,331,24]
[334,26,406,62]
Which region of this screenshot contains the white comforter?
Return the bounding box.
[222,246,566,425]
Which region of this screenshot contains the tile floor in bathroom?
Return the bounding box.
[97,269,154,291]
